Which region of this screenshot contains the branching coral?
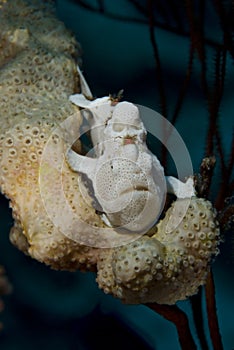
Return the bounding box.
[0,0,220,309]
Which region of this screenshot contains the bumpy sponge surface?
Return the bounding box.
[97,197,220,304]
[0,0,220,304]
[0,0,101,271]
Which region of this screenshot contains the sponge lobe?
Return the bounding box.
[97,197,220,304]
[0,0,100,271]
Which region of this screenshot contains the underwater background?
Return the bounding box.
[0,0,233,349]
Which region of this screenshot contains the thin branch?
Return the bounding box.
[215,127,226,176]
[190,289,209,350]
[147,0,167,118]
[73,0,230,52]
[217,200,234,233]
[211,48,230,209]
[146,303,197,349]
[97,0,104,13]
[197,0,209,96]
[128,0,147,16]
[171,42,195,126]
[219,134,234,206]
[165,0,185,31]
[227,129,234,174]
[74,0,146,22]
[194,156,216,199]
[147,0,169,169]
[219,47,227,98]
[184,0,209,98]
[205,269,224,350]
[184,0,218,161]
[212,0,234,56]
[205,48,221,157]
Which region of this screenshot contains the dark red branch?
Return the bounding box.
[146,303,197,350]
[74,0,232,54]
[205,269,224,350]
[171,42,195,126]
[190,290,209,350]
[147,0,167,119]
[194,156,216,199]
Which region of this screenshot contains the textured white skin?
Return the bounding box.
[67,66,195,233]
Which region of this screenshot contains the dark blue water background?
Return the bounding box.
[0,1,233,349]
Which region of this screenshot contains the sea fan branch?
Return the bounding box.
[190,290,209,350]
[205,269,224,350]
[146,303,197,350]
